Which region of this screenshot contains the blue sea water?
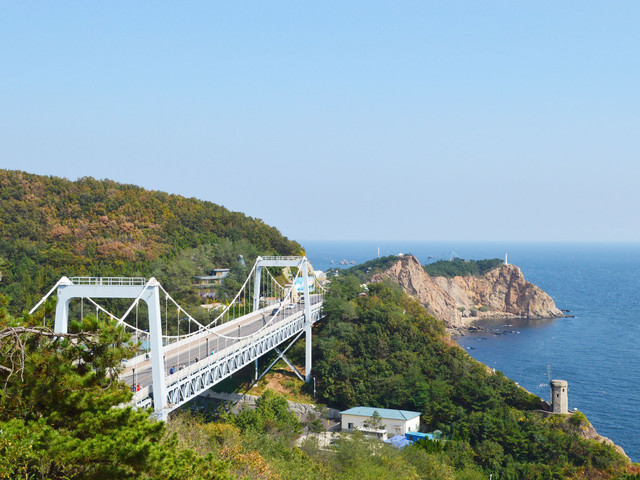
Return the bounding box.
[302,241,640,461]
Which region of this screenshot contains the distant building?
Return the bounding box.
[193,269,230,297]
[340,406,421,437]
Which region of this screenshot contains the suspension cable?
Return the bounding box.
[29,258,320,346]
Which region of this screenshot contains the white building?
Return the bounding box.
[340,406,421,437]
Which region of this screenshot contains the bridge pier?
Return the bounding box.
[303,259,312,382]
[252,266,262,311]
[142,280,168,421]
[53,277,74,333]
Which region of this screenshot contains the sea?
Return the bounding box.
[302,241,640,461]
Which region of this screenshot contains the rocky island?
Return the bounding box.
[371,255,563,329]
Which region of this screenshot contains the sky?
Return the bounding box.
[2,1,640,242]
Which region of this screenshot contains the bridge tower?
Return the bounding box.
[52,277,168,420]
[252,256,314,381]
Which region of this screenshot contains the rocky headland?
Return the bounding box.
[370,255,563,329]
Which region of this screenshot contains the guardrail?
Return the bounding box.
[260,256,303,262]
[70,277,147,286]
[130,301,323,414]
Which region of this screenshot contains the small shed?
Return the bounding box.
[340,406,421,436]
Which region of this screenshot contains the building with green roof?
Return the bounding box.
[340,406,421,437]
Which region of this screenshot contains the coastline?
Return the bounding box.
[448,312,570,338]
[452,323,631,462]
[306,241,640,461]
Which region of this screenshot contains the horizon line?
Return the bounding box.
[298,239,640,244]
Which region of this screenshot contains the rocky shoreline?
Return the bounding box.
[448,317,573,338]
[368,256,633,461]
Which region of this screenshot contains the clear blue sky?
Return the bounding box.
[2,2,639,242]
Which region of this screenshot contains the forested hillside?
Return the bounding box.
[0,170,634,479]
[0,170,301,312]
[423,258,504,278]
[1,285,634,480]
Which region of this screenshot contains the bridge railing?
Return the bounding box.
[259,256,303,262]
[161,302,322,386]
[161,295,322,355]
[70,277,147,286]
[159,302,282,355]
[152,302,324,411]
[124,296,323,369]
[164,309,304,384]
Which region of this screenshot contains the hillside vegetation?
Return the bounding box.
[0,172,633,479]
[0,170,301,312]
[424,258,504,278]
[338,254,402,281]
[0,295,632,480]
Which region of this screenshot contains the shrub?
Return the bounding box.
[569,411,589,428]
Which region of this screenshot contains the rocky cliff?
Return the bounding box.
[370,255,563,328]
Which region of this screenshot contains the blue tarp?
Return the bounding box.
[406,431,434,442]
[384,435,411,449]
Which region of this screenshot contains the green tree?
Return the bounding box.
[228,389,302,438]
[0,256,10,283]
[304,412,326,435]
[364,410,384,431]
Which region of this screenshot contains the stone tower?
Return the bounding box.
[550,379,568,413]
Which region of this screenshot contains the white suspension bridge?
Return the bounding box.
[28,256,325,421]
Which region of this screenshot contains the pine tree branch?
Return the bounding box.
[0,326,100,391]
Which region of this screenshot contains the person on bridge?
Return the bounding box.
[135,383,141,392]
[169,366,175,375]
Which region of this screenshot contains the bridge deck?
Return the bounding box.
[123,297,322,414]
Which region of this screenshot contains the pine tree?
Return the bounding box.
[0,299,232,479]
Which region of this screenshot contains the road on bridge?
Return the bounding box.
[121,296,321,391]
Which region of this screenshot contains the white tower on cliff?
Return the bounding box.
[504,253,508,265]
[550,380,569,414]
